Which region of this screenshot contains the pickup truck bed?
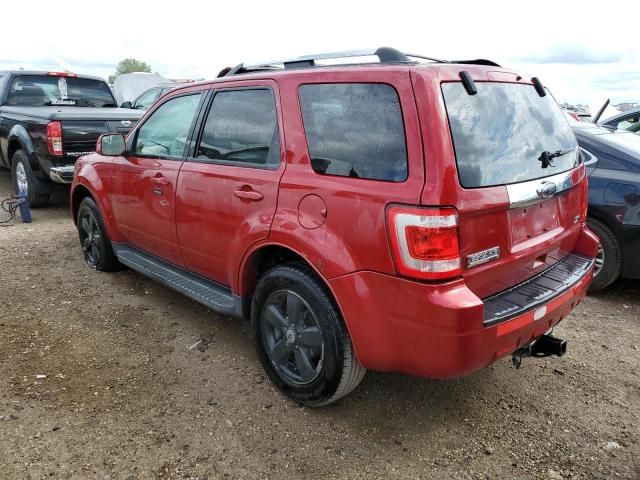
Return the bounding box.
[0,70,143,207]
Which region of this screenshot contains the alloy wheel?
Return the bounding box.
[15,162,28,196]
[593,244,605,278]
[79,212,102,267]
[260,290,324,385]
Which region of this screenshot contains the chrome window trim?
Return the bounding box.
[580,147,598,166]
[506,167,581,209]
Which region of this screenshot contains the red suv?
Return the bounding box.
[70,48,599,406]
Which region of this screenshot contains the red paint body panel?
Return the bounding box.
[110,156,185,266]
[72,154,124,242]
[70,62,598,380]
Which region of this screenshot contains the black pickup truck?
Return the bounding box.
[0,71,143,207]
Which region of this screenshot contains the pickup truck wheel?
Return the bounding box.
[76,197,120,272]
[11,150,50,208]
[252,264,366,406]
[587,217,622,292]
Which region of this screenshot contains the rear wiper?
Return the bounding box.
[538,149,574,169]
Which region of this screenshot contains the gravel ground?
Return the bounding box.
[0,169,638,480]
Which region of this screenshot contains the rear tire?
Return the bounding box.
[587,217,621,292]
[11,150,50,208]
[252,264,366,406]
[76,197,121,272]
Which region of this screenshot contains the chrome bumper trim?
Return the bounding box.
[49,165,75,184]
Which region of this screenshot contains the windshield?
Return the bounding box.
[6,75,117,107]
[442,82,579,188]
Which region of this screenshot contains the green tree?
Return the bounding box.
[108,58,152,84]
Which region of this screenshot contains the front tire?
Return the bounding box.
[11,150,50,208]
[76,197,120,272]
[587,217,622,292]
[252,264,366,406]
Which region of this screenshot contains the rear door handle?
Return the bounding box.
[151,176,170,186]
[234,189,264,201]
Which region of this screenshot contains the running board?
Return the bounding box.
[112,243,242,318]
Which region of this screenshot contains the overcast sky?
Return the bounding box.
[2,1,639,108]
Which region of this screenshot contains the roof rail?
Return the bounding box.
[221,47,500,77]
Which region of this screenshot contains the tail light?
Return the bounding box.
[387,205,462,281]
[47,71,77,77]
[47,121,63,156]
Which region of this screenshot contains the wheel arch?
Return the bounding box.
[587,206,622,241]
[237,242,363,363]
[70,176,122,242]
[8,125,38,168]
[71,183,94,225]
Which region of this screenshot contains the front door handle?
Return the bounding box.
[234,189,264,201]
[151,176,170,186]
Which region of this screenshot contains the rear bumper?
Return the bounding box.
[49,165,75,184]
[329,225,598,379]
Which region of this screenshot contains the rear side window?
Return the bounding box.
[195,89,280,168]
[442,82,579,188]
[299,83,407,182]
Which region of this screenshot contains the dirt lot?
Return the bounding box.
[0,169,638,480]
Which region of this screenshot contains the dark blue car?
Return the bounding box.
[572,123,640,291]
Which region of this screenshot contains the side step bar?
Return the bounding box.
[112,243,242,318]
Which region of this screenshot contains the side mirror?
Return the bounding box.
[120,101,132,109]
[97,134,126,156]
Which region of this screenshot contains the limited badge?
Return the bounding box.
[467,246,500,268]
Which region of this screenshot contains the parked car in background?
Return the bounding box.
[572,123,640,291]
[563,108,591,123]
[71,47,597,406]
[0,71,143,206]
[121,83,187,110]
[600,107,640,133]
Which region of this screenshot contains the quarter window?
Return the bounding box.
[133,93,202,159]
[195,89,280,167]
[134,88,161,110]
[298,83,407,182]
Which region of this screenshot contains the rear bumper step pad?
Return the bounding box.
[483,253,593,327]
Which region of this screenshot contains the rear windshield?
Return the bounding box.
[442,82,579,188]
[6,75,116,107]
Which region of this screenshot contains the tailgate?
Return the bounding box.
[62,119,137,160]
[439,79,586,299]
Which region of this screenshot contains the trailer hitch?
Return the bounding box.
[512,333,567,369]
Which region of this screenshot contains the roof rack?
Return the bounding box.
[219,47,500,77]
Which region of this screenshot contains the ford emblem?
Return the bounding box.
[121,120,132,127]
[536,181,557,199]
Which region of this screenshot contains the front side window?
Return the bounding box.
[195,89,280,167]
[134,88,160,110]
[134,93,202,159]
[299,83,407,182]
